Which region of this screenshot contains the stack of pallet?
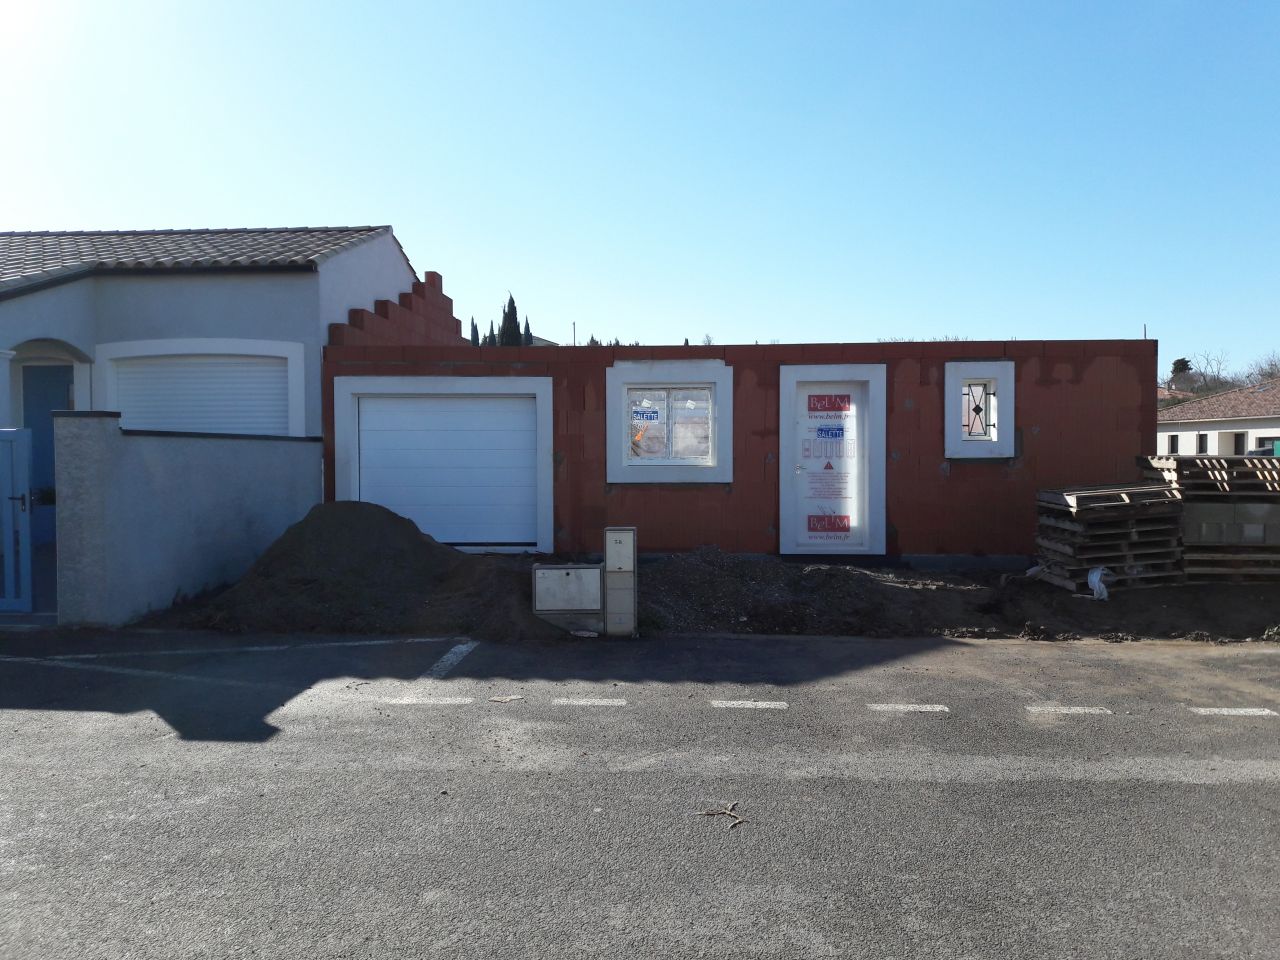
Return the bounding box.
[1035,482,1185,592]
[1144,456,1280,582]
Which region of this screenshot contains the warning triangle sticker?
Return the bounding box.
[824,461,834,470]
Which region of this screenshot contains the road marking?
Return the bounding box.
[867,703,950,713]
[1026,704,1112,715]
[552,697,628,707]
[1188,706,1278,717]
[34,636,458,661]
[710,700,788,709]
[382,696,475,705]
[0,655,294,690]
[422,641,479,679]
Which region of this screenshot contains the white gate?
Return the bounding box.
[779,365,886,555]
[0,429,33,612]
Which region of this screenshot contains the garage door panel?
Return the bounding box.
[359,482,537,508]
[357,394,541,548]
[115,354,289,435]
[360,454,537,475]
[359,429,537,453]
[359,396,534,426]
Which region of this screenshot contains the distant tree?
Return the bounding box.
[586,335,601,347]
[1171,357,1192,376]
[1191,351,1238,393]
[522,316,533,347]
[683,338,689,346]
[608,337,622,347]
[498,295,522,346]
[701,334,714,346]
[485,320,497,347]
[1244,350,1280,385]
[470,317,480,347]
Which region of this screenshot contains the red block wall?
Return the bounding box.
[328,270,469,348]
[321,339,1157,557]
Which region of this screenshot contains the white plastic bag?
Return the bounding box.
[1087,566,1110,601]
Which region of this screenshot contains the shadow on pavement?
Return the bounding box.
[0,629,958,743]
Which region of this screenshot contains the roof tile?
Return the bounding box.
[1157,377,1280,422]
[0,226,393,296]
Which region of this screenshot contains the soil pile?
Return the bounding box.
[167,502,563,641]
[638,547,1280,642]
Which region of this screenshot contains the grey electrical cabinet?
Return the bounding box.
[603,526,637,636]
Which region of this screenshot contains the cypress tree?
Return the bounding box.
[470,317,480,347]
[486,320,497,347]
[499,295,522,346]
[522,317,533,347]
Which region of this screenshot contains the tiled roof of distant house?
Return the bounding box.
[0,226,406,299]
[1157,378,1280,422]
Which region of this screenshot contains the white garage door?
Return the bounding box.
[114,354,290,435]
[358,395,539,547]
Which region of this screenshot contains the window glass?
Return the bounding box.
[1196,433,1208,454]
[626,387,712,461]
[627,389,668,459]
[961,380,995,440]
[670,388,712,459]
[1168,434,1179,455]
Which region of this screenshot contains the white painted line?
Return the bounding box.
[423,641,479,679]
[1188,706,1278,717]
[39,636,458,661]
[1026,704,1112,715]
[710,700,788,710]
[382,696,475,706]
[0,655,293,690]
[552,697,627,707]
[867,703,950,713]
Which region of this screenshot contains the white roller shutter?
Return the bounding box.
[113,354,290,435]
[358,395,539,547]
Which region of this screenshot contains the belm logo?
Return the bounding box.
[808,394,851,413]
[807,514,851,533]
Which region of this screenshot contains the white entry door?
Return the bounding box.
[0,429,33,612]
[779,365,886,555]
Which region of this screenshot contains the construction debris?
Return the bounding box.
[1035,482,1185,593]
[1145,456,1280,582]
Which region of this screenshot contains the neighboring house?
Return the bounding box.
[0,226,464,620]
[1156,378,1280,456]
[1156,386,1195,404]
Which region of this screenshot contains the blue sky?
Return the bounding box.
[2,1,1276,375]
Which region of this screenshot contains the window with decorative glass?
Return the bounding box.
[961,379,997,441]
[626,387,713,462]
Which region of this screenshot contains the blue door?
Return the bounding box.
[22,365,73,547]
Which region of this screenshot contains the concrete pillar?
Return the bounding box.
[0,350,15,428]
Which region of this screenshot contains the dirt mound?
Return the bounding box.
[638,546,1280,642]
[165,502,563,641]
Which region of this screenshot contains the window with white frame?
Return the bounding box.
[606,360,733,483]
[944,360,1015,459]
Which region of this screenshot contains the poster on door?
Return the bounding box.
[799,391,857,546]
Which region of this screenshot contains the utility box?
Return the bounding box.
[603,526,637,636]
[532,565,604,634]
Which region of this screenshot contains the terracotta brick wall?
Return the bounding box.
[327,270,468,348]
[322,339,1157,557]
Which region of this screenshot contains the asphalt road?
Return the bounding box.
[2,631,1279,959]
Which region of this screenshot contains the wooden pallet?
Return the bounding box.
[1036,513,1181,536]
[1144,456,1280,495]
[1037,482,1183,514]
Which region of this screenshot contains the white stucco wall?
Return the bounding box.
[317,230,416,336]
[93,273,323,433]
[1157,417,1280,455]
[0,279,97,356]
[54,413,322,626]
